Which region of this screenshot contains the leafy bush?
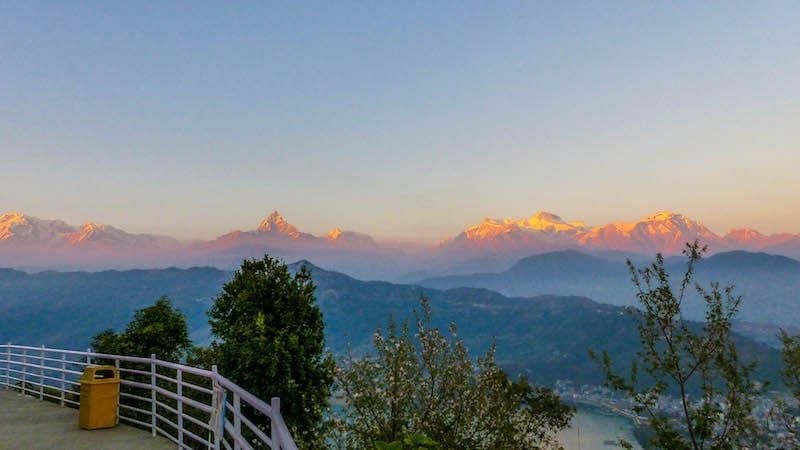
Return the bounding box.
[90,296,190,361]
[772,332,800,447]
[90,297,197,445]
[332,297,573,449]
[375,432,438,450]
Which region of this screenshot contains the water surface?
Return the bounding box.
[557,405,642,450]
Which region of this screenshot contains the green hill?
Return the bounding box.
[0,261,785,387]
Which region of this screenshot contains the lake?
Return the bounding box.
[557,405,642,450]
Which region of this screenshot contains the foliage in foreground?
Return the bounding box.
[376,432,439,450]
[771,331,800,447]
[333,297,573,450]
[90,297,201,446]
[592,242,760,450]
[207,255,335,449]
[91,296,191,361]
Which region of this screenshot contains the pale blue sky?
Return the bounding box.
[1,1,799,241]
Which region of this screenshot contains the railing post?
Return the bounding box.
[151,353,157,437]
[271,397,280,450]
[233,392,241,450]
[115,359,121,422]
[3,343,9,390]
[212,364,221,450]
[177,368,184,447]
[21,347,27,394]
[86,348,91,365]
[39,345,45,400]
[60,352,66,406]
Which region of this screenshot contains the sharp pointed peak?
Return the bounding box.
[643,211,684,221]
[263,210,286,222]
[478,216,501,223]
[529,211,564,221]
[326,227,343,240]
[258,210,289,226]
[257,210,303,237]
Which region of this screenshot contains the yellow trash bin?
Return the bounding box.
[79,365,120,430]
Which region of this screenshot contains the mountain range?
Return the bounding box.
[420,249,800,329]
[0,212,180,249]
[0,261,784,388]
[204,211,377,249]
[436,211,800,270]
[2,210,800,278]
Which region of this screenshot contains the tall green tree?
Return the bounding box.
[91,296,190,361]
[333,297,573,450]
[208,255,334,449]
[592,242,760,449]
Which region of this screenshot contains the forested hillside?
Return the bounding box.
[0,262,784,387]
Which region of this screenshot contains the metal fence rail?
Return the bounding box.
[0,343,298,450]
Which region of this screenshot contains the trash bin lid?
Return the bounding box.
[80,365,120,383]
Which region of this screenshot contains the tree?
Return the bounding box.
[91,296,190,361]
[771,331,800,447]
[91,329,124,356]
[207,255,334,449]
[592,242,760,449]
[90,296,193,441]
[333,297,573,449]
[375,432,439,450]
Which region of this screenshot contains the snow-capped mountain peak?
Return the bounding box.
[326,227,343,240]
[0,212,178,249]
[444,210,730,255]
[644,211,682,221]
[724,228,800,251]
[325,227,376,246]
[517,211,587,233]
[463,217,520,240]
[257,210,303,238]
[726,228,767,243]
[0,212,74,244]
[576,211,723,254]
[0,212,27,240]
[459,211,587,242]
[64,223,145,246]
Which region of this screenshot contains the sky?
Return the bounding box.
[1,1,799,242]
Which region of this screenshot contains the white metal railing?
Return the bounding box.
[0,343,298,450]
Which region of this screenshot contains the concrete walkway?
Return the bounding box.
[0,390,174,449]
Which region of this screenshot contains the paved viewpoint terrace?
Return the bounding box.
[0,390,173,450]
